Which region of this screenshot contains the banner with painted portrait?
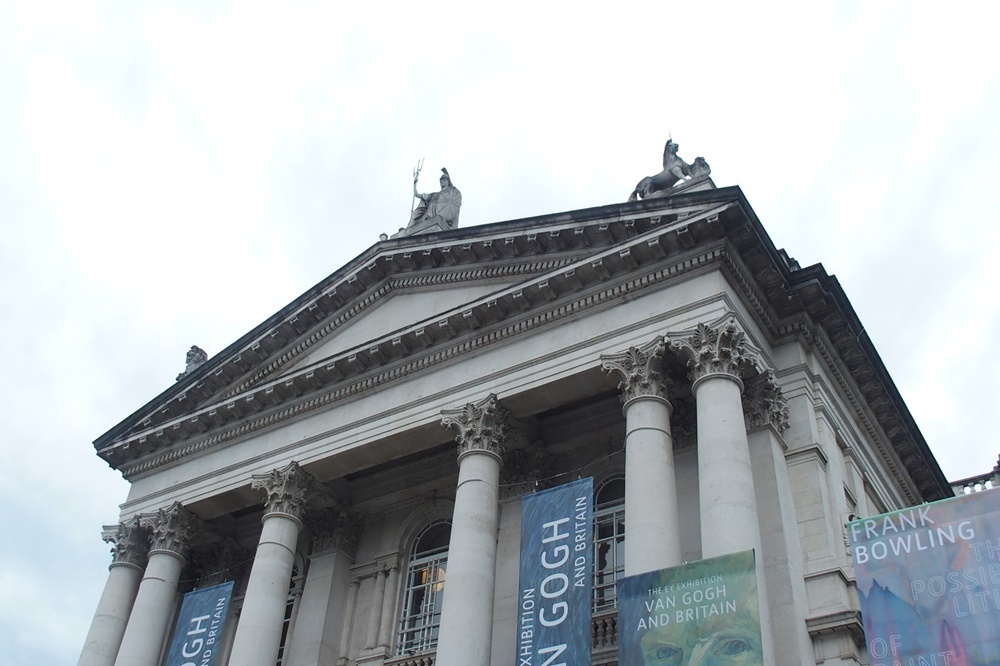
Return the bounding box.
[848,488,1000,665]
[617,549,763,666]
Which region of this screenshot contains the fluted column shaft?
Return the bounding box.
[228,461,315,666]
[115,504,196,666]
[602,337,682,575]
[435,394,507,666]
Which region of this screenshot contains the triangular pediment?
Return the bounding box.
[278,281,514,376]
[95,192,736,462]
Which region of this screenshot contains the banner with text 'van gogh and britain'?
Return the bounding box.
[516,477,593,666]
[617,549,764,666]
[164,581,234,666]
[848,488,1000,666]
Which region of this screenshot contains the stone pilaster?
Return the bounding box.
[742,371,790,432]
[114,504,198,666]
[79,519,150,666]
[228,462,319,666]
[435,394,508,666]
[602,336,681,574]
[285,505,364,666]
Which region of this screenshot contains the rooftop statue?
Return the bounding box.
[394,164,462,237]
[628,139,711,202]
[176,345,208,381]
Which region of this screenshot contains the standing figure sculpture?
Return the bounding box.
[628,139,711,202]
[399,167,462,237]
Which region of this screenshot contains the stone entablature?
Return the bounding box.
[93,188,952,501]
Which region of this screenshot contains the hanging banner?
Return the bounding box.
[617,549,763,666]
[848,488,1000,665]
[516,477,593,666]
[164,581,234,666]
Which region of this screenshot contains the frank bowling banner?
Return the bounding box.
[164,581,234,666]
[617,549,764,666]
[848,488,1000,666]
[516,477,593,666]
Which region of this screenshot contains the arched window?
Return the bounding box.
[397,520,451,655]
[593,476,625,611]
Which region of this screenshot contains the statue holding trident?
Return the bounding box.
[395,161,462,237]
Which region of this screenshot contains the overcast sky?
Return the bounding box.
[2,1,998,662]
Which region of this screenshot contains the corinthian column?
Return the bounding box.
[79,519,149,666]
[435,394,509,666]
[114,503,197,666]
[668,318,759,559]
[602,336,682,575]
[228,461,316,666]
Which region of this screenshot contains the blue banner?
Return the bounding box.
[165,581,234,666]
[848,489,1000,665]
[516,477,593,666]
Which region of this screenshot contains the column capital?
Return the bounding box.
[101,517,150,570]
[666,316,757,389]
[140,502,198,558]
[304,503,365,558]
[188,537,250,586]
[742,371,790,432]
[251,460,320,521]
[441,393,511,461]
[601,336,672,404]
[501,443,555,499]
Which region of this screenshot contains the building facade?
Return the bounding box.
[80,180,955,666]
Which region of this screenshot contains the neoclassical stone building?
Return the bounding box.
[80,177,953,666]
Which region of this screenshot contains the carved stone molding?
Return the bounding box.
[501,443,556,499]
[441,393,511,461]
[251,461,319,521]
[666,317,757,388]
[600,337,672,404]
[305,503,365,557]
[742,371,790,432]
[140,502,199,557]
[187,537,249,586]
[102,517,150,569]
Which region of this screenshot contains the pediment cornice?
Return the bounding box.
[94,187,953,501]
[99,203,739,476]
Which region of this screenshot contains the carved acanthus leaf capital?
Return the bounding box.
[140,502,199,557]
[305,503,366,557]
[601,337,671,404]
[102,517,150,568]
[251,461,319,521]
[666,317,757,387]
[501,443,556,500]
[187,537,249,586]
[742,371,790,432]
[441,393,510,460]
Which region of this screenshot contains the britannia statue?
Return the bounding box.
[395,163,462,237]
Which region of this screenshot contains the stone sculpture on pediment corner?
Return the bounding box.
[629,137,711,202]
